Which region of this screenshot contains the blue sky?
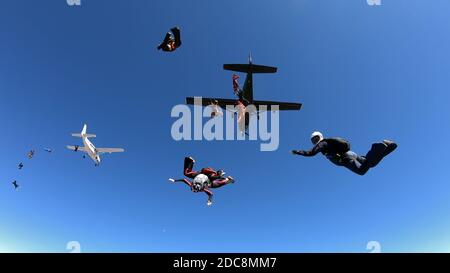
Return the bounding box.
[0,0,450,252]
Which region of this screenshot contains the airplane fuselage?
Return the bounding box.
[82,137,101,165]
[241,71,253,104]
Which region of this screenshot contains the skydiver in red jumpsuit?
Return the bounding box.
[169,157,235,206]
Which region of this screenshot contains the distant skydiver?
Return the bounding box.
[18,162,24,170]
[291,131,397,176]
[209,99,223,118]
[27,150,35,159]
[44,148,53,153]
[169,157,235,206]
[72,145,84,159]
[157,27,182,52]
[75,143,84,159]
[12,180,19,190]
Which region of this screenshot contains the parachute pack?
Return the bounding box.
[323,137,351,154]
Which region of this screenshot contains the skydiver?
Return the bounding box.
[169,175,234,206]
[169,157,235,206]
[12,180,19,190]
[183,156,227,181]
[291,131,397,176]
[209,100,223,118]
[27,150,35,159]
[44,148,53,153]
[232,74,241,96]
[157,27,182,52]
[232,74,249,105]
[18,162,24,170]
[231,74,251,135]
[72,145,83,158]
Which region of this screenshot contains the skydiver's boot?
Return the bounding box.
[364,143,388,168]
[382,140,398,157]
[184,156,195,172]
[171,27,182,48]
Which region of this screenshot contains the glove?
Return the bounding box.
[169,178,175,183]
[207,200,213,206]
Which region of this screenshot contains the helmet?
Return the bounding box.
[217,169,226,177]
[192,174,209,192]
[310,131,324,144]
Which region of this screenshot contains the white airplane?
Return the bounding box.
[67,124,124,166]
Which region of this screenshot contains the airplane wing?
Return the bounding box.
[66,145,86,152]
[185,97,302,111]
[223,64,277,74]
[96,148,125,154]
[185,97,237,109]
[252,100,302,111]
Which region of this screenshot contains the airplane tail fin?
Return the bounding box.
[71,124,96,138]
[223,63,277,74]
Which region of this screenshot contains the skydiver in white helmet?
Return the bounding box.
[169,157,235,206]
[291,131,397,176]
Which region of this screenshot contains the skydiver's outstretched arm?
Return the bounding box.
[204,188,213,206]
[169,178,192,187]
[210,177,232,188]
[292,141,326,157]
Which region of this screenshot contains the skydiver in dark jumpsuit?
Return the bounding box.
[169,157,235,205]
[157,27,182,52]
[292,131,397,176]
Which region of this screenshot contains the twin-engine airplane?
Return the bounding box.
[67,124,124,166]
